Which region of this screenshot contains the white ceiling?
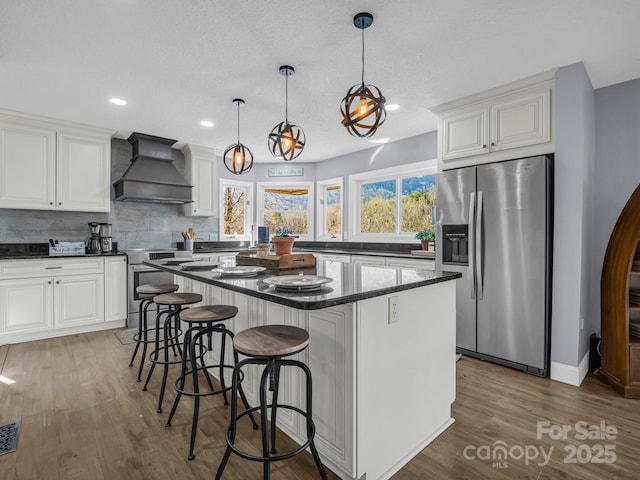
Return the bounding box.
[1,1,640,163]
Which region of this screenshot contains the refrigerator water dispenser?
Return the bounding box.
[442,224,469,265]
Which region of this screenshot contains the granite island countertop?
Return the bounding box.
[145,256,459,310]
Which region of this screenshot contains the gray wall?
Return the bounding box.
[551,63,595,367]
[591,78,640,336]
[0,139,218,249]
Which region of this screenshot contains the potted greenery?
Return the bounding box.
[415,228,436,251]
[272,226,295,255]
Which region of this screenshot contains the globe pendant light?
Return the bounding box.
[223,98,254,175]
[340,12,386,138]
[268,65,305,161]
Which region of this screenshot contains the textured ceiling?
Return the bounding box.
[1,0,639,163]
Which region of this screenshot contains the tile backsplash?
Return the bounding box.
[0,138,218,249]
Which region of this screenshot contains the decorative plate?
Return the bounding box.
[179,261,219,271]
[213,266,267,277]
[262,275,333,292]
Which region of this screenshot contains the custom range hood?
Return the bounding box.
[113,132,193,204]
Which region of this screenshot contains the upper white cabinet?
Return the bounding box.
[181,144,218,217]
[432,71,554,170]
[0,110,114,212]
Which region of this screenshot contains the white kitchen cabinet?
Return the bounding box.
[432,71,554,169]
[0,109,113,212]
[181,144,218,217]
[0,256,126,344]
[0,277,53,334]
[104,256,127,322]
[54,274,104,328]
[350,254,386,266]
[0,120,56,210]
[385,257,435,270]
[56,128,111,212]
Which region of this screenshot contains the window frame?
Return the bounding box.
[316,177,343,241]
[218,178,254,242]
[257,181,315,240]
[348,159,437,242]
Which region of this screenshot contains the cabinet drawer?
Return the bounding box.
[630,345,640,385]
[0,258,104,279]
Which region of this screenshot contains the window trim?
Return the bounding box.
[316,177,343,241]
[219,178,254,241]
[257,181,315,240]
[348,159,437,243]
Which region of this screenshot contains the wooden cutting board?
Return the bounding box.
[410,250,436,259]
[236,251,317,270]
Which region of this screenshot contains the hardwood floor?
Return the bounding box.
[1,329,639,479]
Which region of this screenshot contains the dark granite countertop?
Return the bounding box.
[145,256,459,310]
[0,243,125,260]
[181,241,435,260]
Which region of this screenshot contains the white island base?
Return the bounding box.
[174,275,456,480]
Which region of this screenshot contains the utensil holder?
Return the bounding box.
[184,239,194,251]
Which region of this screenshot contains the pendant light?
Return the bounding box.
[223,98,254,175]
[268,65,305,161]
[340,12,386,138]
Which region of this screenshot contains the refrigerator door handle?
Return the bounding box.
[469,192,476,299]
[476,191,484,300]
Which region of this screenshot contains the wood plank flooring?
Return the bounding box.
[1,329,639,479]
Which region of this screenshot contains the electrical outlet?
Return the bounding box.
[209,233,218,241]
[388,296,399,324]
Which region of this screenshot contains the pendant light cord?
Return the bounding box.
[236,102,240,143]
[285,72,289,122]
[361,25,365,86]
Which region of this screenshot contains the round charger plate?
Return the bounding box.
[180,261,219,271]
[213,266,267,277]
[263,275,333,292]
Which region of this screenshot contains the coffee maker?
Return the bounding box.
[87,222,101,254]
[99,223,113,254]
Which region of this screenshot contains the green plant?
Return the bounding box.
[274,225,292,237]
[415,228,435,241]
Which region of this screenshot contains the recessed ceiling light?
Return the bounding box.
[109,97,127,106]
[200,120,214,127]
[386,104,399,111]
[370,137,390,144]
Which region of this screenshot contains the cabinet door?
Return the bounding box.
[0,277,53,334]
[441,106,490,160]
[0,122,56,209]
[182,144,217,217]
[385,257,435,270]
[306,305,355,477]
[54,274,104,328]
[56,129,111,212]
[104,257,127,322]
[490,88,551,151]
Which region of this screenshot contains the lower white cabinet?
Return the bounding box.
[54,274,104,328]
[0,256,127,344]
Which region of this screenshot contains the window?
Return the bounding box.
[317,177,343,240]
[219,179,253,241]
[257,182,314,239]
[349,160,437,241]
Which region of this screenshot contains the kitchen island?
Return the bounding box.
[146,256,460,480]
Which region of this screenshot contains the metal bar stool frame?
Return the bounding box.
[165,313,258,460]
[215,346,327,480]
[128,284,179,382]
[142,303,189,413]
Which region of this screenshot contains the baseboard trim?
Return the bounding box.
[550,351,589,386]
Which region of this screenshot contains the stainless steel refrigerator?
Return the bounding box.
[436,156,552,376]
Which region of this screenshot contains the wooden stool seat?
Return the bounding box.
[180,305,238,323]
[233,325,309,357]
[137,283,179,295]
[154,292,202,306]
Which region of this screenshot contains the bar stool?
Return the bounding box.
[129,283,179,382]
[215,325,327,480]
[142,292,202,413]
[165,305,258,460]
